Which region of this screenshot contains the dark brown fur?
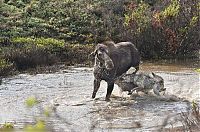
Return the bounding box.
[92,41,140,101]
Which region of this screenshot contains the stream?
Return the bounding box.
[0,60,199,131]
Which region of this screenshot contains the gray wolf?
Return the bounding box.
[115,72,166,96]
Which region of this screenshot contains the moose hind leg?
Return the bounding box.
[105,82,114,101]
[92,79,101,99]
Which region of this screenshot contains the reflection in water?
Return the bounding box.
[0,60,199,131]
[140,59,199,72]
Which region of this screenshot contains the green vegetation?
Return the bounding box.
[0,0,199,74]
[25,96,38,107]
[0,122,14,131]
[0,58,12,69]
[125,1,150,34]
[24,120,46,132]
[0,37,94,75]
[195,68,200,73]
[125,0,199,58]
[43,107,51,117]
[0,58,14,76]
[24,96,48,131]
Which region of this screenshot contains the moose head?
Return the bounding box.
[92,43,114,70]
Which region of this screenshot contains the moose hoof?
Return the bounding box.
[105,98,111,102]
[92,94,96,99]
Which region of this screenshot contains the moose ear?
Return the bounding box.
[92,49,98,55]
[88,49,97,59]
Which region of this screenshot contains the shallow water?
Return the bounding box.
[0,60,199,131]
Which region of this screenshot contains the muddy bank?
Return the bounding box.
[0,61,199,131]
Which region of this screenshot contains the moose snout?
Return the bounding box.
[105,60,114,70]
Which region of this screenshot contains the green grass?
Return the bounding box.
[11,37,65,48]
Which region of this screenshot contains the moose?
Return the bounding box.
[91,41,140,101]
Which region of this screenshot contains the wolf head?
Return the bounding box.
[151,72,166,95]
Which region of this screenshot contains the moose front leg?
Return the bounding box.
[105,82,114,101]
[92,79,101,99]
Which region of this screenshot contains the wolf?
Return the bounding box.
[115,72,166,96]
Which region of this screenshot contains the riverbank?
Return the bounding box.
[0,37,199,77]
[0,37,94,76]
